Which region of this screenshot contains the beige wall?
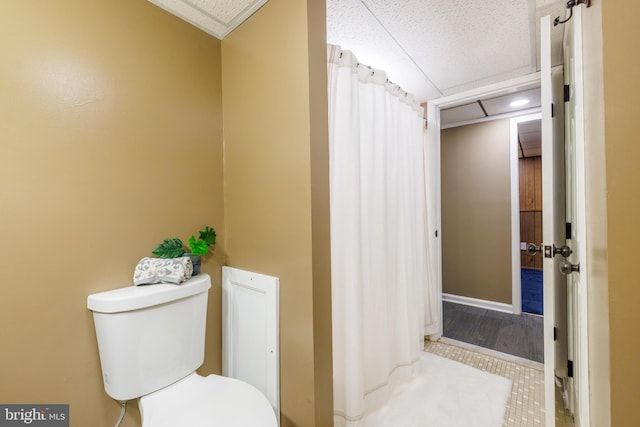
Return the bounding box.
[221,0,332,426]
[305,0,335,424]
[601,0,640,424]
[0,1,224,426]
[441,119,512,304]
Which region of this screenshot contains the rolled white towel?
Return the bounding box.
[133,257,193,286]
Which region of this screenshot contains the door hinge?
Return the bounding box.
[567,360,574,378]
[566,222,572,240]
[551,103,555,118]
[554,327,557,341]
[564,84,571,102]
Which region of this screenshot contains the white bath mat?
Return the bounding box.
[365,352,512,427]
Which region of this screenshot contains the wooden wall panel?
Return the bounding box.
[519,158,527,211]
[520,211,543,269]
[533,156,542,210]
[519,156,543,270]
[519,157,542,211]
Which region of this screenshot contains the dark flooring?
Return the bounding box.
[521,268,543,315]
[442,301,544,363]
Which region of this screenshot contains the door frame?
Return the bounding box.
[427,71,566,424]
[510,112,543,315]
[426,71,541,335]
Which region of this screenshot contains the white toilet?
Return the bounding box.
[87,274,278,427]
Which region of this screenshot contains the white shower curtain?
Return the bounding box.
[328,44,431,426]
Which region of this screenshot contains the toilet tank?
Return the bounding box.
[87,274,211,401]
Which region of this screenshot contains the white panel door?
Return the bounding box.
[222,266,280,422]
[541,14,567,427]
[563,5,590,425]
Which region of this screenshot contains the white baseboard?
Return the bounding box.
[443,293,514,314]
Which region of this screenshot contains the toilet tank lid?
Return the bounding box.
[87,274,211,313]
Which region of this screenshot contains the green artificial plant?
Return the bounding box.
[152,226,217,258]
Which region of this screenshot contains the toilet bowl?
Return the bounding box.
[139,373,277,427]
[87,274,278,426]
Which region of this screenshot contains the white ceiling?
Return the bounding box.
[147,0,268,39]
[146,0,569,107]
[327,0,568,103]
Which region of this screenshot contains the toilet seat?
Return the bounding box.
[139,373,278,427]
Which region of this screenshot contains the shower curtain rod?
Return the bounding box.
[335,48,411,97]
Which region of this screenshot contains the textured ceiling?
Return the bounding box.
[518,119,542,158]
[147,0,568,104]
[327,0,567,102]
[147,0,268,39]
[440,87,542,127]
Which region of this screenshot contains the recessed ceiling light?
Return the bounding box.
[510,99,530,108]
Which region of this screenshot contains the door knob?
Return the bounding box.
[553,245,573,258]
[542,244,574,258]
[527,243,542,256]
[559,259,580,274]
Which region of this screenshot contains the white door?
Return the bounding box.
[541,14,568,427]
[562,5,590,426]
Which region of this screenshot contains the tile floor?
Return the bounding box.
[424,339,574,427]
